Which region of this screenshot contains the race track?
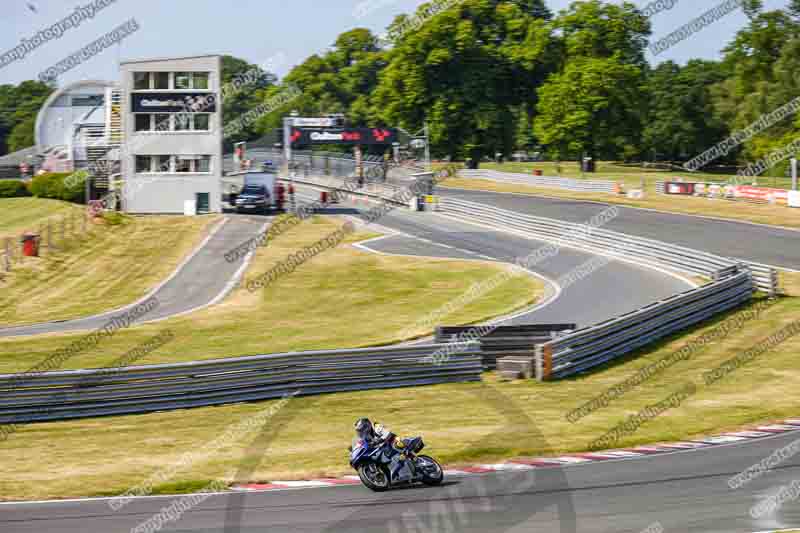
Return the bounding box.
[440,187,800,270]
[3,428,799,532]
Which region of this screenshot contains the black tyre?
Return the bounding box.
[417,455,444,486]
[358,463,390,492]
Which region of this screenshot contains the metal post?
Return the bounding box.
[423,121,431,171]
[355,145,363,186]
[792,158,797,191]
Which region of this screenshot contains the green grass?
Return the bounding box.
[482,160,793,190]
[0,214,219,326]
[1,290,799,501]
[0,197,85,239]
[443,172,800,229]
[0,216,544,372]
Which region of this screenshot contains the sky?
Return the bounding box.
[0,0,793,87]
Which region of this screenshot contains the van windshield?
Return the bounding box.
[241,186,266,194]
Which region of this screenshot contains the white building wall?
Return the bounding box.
[120,55,223,214]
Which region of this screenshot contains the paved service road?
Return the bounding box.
[0,216,267,338]
[440,187,800,270]
[4,430,799,532]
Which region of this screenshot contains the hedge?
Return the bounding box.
[29,172,86,203]
[0,180,30,198]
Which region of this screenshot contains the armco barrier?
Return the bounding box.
[435,198,782,379]
[458,169,618,194]
[437,197,778,293]
[535,270,754,380]
[0,344,481,424]
[436,324,576,369]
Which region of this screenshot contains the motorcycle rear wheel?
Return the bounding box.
[417,455,444,486]
[358,464,390,492]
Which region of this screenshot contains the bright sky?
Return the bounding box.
[0,0,792,87]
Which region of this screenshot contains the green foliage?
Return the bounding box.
[0,80,53,155]
[29,172,84,203]
[220,54,278,149]
[0,180,30,198]
[534,1,649,162]
[372,0,555,160]
[643,60,729,162]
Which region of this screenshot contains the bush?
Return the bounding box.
[29,172,85,203]
[0,180,30,198]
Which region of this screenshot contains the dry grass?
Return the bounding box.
[0,216,544,372]
[1,292,798,501]
[0,198,85,239]
[444,176,800,229]
[481,160,793,190]
[0,214,219,326]
[780,271,800,297]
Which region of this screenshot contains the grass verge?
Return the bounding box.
[0,214,220,326]
[0,289,798,500]
[481,160,794,191]
[0,198,85,238]
[443,176,800,229]
[0,216,544,372]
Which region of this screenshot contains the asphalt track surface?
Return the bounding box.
[292,185,692,327]
[358,211,692,327]
[439,187,800,270]
[4,429,800,532]
[0,216,266,337]
[3,186,797,532]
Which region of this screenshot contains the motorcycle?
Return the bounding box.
[349,435,444,492]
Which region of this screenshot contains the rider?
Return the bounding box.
[354,418,406,452]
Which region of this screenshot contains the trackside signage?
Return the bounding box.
[131,93,217,113]
[290,127,398,145]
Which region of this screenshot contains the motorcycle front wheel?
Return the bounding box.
[358,463,391,492]
[417,455,444,486]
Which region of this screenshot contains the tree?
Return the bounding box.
[533,0,650,164]
[535,57,643,162]
[643,60,729,163]
[221,54,278,147]
[709,5,800,165]
[0,80,53,155]
[371,0,555,160]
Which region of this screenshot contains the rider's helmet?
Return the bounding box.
[354,418,374,441]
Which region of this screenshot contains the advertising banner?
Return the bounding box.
[290,127,398,146]
[132,93,216,113]
[732,185,789,204]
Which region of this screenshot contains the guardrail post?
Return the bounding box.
[770,269,780,297]
[535,344,552,381]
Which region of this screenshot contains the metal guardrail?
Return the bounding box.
[535,270,754,380]
[436,325,576,369]
[458,169,618,194]
[0,344,481,424]
[434,197,781,379]
[438,197,779,294]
